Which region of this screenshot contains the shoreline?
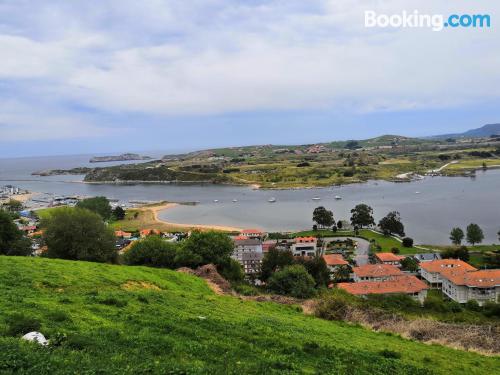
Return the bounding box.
[140,202,242,232]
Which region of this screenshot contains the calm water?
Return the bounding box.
[1,155,499,245]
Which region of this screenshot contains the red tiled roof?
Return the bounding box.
[241,229,263,234]
[338,275,428,295]
[115,230,132,237]
[352,264,403,278]
[375,252,405,262]
[323,254,348,266]
[140,229,160,236]
[295,236,317,243]
[419,259,476,273]
[233,235,249,240]
[441,269,500,288]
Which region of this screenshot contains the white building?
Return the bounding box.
[352,264,403,282]
[419,259,477,288]
[232,237,263,275]
[441,269,500,306]
[291,237,317,257]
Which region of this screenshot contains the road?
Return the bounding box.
[322,236,371,266]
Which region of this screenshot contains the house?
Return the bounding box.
[412,253,442,263]
[140,229,160,237]
[232,237,263,275]
[374,252,405,266]
[291,237,317,257]
[262,240,278,252]
[419,259,477,288]
[240,229,265,239]
[338,275,428,303]
[323,254,348,272]
[440,269,500,306]
[352,264,403,282]
[115,230,132,239]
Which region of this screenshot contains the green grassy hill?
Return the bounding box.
[0,257,498,374]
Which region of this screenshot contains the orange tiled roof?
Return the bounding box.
[338,275,428,295]
[441,269,500,288]
[353,264,403,278]
[295,236,317,243]
[115,230,132,237]
[241,229,263,234]
[323,254,348,266]
[375,252,405,262]
[233,235,249,240]
[140,229,160,236]
[419,259,476,273]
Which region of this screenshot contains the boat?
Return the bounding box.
[415,191,421,194]
[312,196,321,201]
[334,195,342,200]
[213,199,219,203]
[232,199,238,203]
[268,197,276,203]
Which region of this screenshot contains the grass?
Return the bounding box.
[0,256,498,374]
[35,206,67,220]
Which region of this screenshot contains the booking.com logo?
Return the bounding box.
[365,10,491,31]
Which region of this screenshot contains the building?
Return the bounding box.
[232,237,263,275]
[352,264,403,282]
[374,252,405,266]
[338,275,428,303]
[419,259,477,288]
[323,254,348,272]
[441,269,500,306]
[240,229,265,239]
[291,237,317,257]
[115,230,132,239]
[412,253,442,263]
[140,229,160,237]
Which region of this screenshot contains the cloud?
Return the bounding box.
[0,0,499,142]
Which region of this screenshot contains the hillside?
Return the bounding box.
[432,123,500,139]
[0,257,498,374]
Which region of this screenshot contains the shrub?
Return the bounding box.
[5,313,41,336]
[267,265,315,298]
[402,237,413,247]
[423,296,449,313]
[465,299,481,312]
[483,302,500,318]
[218,258,245,283]
[123,236,177,268]
[314,290,356,320]
[391,247,400,254]
[378,349,401,359]
[233,283,260,296]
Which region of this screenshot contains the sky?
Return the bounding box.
[0,0,500,157]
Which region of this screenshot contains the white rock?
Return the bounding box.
[21,332,48,346]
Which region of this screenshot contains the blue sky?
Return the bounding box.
[1,0,499,157]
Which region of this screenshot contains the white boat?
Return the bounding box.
[312,196,321,201]
[213,199,219,203]
[334,195,342,200]
[268,197,276,203]
[415,191,421,194]
[232,199,238,202]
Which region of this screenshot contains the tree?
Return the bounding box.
[112,206,126,221]
[350,204,375,228]
[180,231,234,267]
[441,246,469,262]
[378,211,405,237]
[312,206,334,229]
[466,223,484,245]
[337,220,343,230]
[0,210,31,256]
[43,207,116,263]
[267,265,316,298]
[76,196,112,220]
[400,257,418,272]
[123,235,177,268]
[295,256,330,287]
[402,237,413,248]
[218,258,245,283]
[3,199,23,212]
[260,247,294,281]
[449,227,464,246]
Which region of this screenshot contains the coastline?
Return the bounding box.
[138,202,242,232]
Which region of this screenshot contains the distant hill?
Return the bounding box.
[431,123,500,139]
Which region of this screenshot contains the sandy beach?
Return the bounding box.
[137,202,242,232]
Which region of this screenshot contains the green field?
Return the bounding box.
[0,256,497,374]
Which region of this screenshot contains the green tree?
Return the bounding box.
[466,223,484,245]
[123,235,177,268]
[218,258,245,283]
[43,207,116,262]
[312,206,334,229]
[350,204,375,228]
[0,210,31,256]
[3,199,23,212]
[295,256,330,287]
[76,196,112,220]
[378,211,405,237]
[402,237,413,248]
[400,257,418,272]
[260,247,294,281]
[181,231,234,267]
[267,265,316,298]
[441,246,470,262]
[112,206,126,221]
[449,227,464,245]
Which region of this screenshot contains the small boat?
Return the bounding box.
[415,191,421,194]
[334,195,342,200]
[312,196,321,201]
[213,199,219,203]
[232,199,238,203]
[268,197,276,203]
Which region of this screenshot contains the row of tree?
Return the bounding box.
[313,204,405,236]
[450,224,488,246]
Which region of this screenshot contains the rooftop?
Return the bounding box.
[352,264,403,278]
[240,229,264,234]
[323,254,348,266]
[338,275,428,295]
[441,268,500,288]
[375,252,405,262]
[295,236,317,243]
[419,259,477,273]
